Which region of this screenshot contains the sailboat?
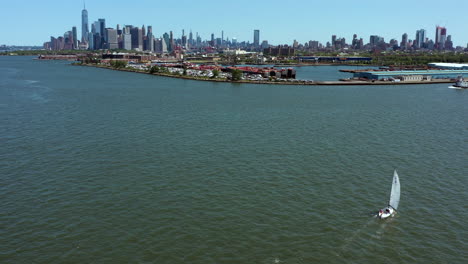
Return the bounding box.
[378,170,400,219]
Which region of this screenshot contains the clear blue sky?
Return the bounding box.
[2,0,467,47]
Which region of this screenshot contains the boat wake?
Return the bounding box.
[335,217,375,256]
[448,86,463,89]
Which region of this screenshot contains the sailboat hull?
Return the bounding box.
[378,207,396,219]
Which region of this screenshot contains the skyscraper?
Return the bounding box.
[401,33,408,50]
[105,28,118,49]
[123,30,132,50]
[189,30,193,47]
[146,26,154,52]
[169,31,174,52]
[162,33,170,53]
[253,29,260,48]
[131,27,143,50]
[81,4,89,42]
[72,26,78,49]
[98,19,106,43]
[415,29,426,49]
[435,26,447,50]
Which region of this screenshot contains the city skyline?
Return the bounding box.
[2,0,468,47]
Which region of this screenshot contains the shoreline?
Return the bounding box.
[74,63,454,86]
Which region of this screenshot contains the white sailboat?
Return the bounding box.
[378,170,400,219]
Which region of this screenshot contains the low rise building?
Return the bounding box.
[428,63,468,70]
[354,70,468,80]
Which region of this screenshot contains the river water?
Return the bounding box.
[1,56,466,263]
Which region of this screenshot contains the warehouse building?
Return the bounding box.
[353,69,468,80]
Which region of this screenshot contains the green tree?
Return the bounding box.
[149,65,160,74]
[110,60,127,69]
[212,69,219,78]
[231,69,243,81]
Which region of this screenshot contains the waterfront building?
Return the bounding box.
[353,69,468,80]
[253,30,260,49]
[81,5,89,43]
[428,63,468,70]
[297,56,371,63]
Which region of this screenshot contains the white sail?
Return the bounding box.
[388,170,400,210]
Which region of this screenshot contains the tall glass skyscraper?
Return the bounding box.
[415,29,426,49]
[81,5,89,43]
[435,26,447,50]
[253,29,260,48]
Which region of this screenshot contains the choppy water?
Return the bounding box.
[1,56,467,263]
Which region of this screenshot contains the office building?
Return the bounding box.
[435,26,447,50]
[106,28,118,49]
[72,26,78,49]
[131,27,143,50]
[415,29,426,49]
[162,33,170,52]
[81,5,89,42]
[146,26,154,52]
[123,32,132,50]
[401,33,408,49]
[98,19,106,43]
[253,29,260,48]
